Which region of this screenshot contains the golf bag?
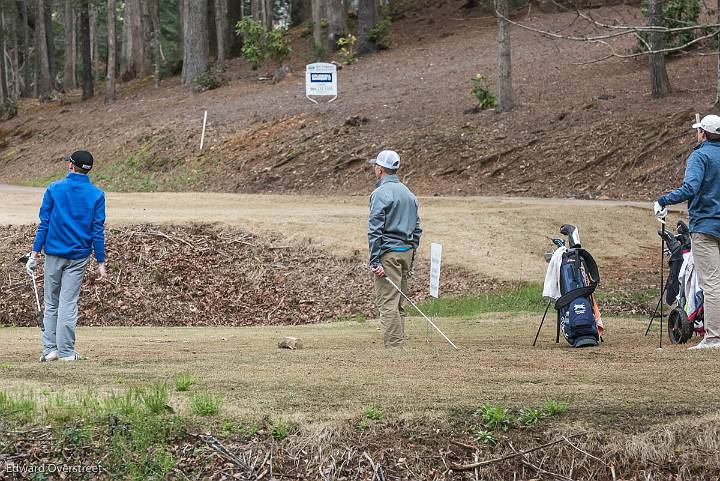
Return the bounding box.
[660,221,705,344]
[542,225,602,348]
[556,247,601,348]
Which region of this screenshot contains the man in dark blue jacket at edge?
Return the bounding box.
[655,115,720,350]
[26,151,107,362]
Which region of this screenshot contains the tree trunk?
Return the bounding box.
[106,0,116,102]
[151,0,161,87]
[291,0,311,26]
[11,12,20,97]
[90,4,99,83]
[495,0,513,112]
[227,0,243,56]
[357,0,377,55]
[463,0,479,8]
[647,0,671,98]
[79,0,93,100]
[140,0,153,75]
[35,0,53,98]
[20,0,31,97]
[182,0,209,85]
[0,3,8,103]
[715,0,720,111]
[120,0,150,80]
[44,0,56,88]
[214,0,227,70]
[264,0,273,29]
[326,0,347,49]
[311,0,326,50]
[63,0,76,91]
[177,0,184,59]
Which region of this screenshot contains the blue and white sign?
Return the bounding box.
[306,62,338,103]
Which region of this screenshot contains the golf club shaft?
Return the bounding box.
[660,221,665,348]
[31,274,41,312]
[385,276,459,350]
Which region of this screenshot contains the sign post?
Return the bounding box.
[305,62,338,104]
[430,243,443,298]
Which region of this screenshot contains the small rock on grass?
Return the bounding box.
[278,337,303,350]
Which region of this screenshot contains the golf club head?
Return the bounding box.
[18,253,30,265]
[36,311,44,331]
[552,238,565,248]
[658,229,681,255]
[677,220,689,235]
[560,224,581,249]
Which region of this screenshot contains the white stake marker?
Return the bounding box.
[200,110,208,151]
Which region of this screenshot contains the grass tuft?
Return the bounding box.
[175,372,196,392]
[542,400,569,416]
[189,392,222,417]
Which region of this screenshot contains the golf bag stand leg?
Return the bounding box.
[533,301,552,346]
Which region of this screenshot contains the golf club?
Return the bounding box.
[18,254,44,330]
[384,276,458,350]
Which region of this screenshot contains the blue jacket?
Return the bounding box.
[368,175,422,267]
[658,141,720,239]
[32,173,106,262]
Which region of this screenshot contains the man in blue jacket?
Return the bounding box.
[368,150,422,348]
[26,150,107,361]
[656,115,720,350]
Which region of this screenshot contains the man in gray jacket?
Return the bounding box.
[368,150,422,347]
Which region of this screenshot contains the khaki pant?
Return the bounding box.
[374,250,413,347]
[692,233,720,340]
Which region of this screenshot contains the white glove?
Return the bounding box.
[25,253,37,276]
[653,201,667,223]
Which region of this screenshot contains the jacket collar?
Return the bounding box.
[66,172,90,182]
[374,174,400,189]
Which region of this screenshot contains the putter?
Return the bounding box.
[384,276,459,350]
[17,254,44,330]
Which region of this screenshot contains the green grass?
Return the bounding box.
[271,419,291,441]
[174,372,196,392]
[541,400,569,416]
[0,391,37,424]
[362,405,383,421]
[140,383,171,415]
[189,392,222,417]
[418,283,545,318]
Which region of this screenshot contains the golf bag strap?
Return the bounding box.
[554,249,600,310]
[555,284,597,309]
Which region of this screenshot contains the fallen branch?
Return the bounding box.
[449,434,584,471]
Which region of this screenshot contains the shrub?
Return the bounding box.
[470,74,497,110]
[193,69,223,91]
[519,407,542,425]
[368,18,392,50]
[337,34,357,64]
[235,17,292,70]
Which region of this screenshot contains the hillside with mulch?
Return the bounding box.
[0,1,713,200]
[0,224,491,327]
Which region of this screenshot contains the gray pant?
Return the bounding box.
[42,255,90,357]
[692,233,720,340]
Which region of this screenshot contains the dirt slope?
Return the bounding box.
[0,1,711,199]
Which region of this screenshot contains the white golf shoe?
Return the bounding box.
[60,352,82,361]
[40,350,59,362]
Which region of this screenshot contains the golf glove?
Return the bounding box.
[25,254,37,276]
[653,201,667,222]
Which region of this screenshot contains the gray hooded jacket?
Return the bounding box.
[368,175,422,267]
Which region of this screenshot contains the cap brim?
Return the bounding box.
[692,122,702,129]
[367,159,377,165]
[63,155,72,162]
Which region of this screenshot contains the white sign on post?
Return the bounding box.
[430,243,443,298]
[305,62,338,104]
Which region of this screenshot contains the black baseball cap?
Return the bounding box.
[64,150,94,171]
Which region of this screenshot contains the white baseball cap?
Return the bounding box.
[692,114,720,134]
[368,150,401,169]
